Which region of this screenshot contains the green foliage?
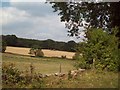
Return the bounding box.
[29,45,44,57]
[75,28,119,71]
[50,2,120,54]
[72,52,81,60]
[31,45,41,49]
[74,56,91,69]
[50,2,120,40]
[0,41,7,53]
[29,47,44,57]
[2,63,44,88]
[2,63,22,84]
[2,35,77,52]
[68,70,72,80]
[2,35,18,46]
[64,41,76,52]
[42,39,55,50]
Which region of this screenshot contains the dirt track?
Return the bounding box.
[6,46,75,59]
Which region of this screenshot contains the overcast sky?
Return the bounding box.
[1,1,85,42]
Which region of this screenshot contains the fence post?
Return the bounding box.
[59,63,61,74]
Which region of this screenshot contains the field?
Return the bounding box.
[6,46,75,59]
[2,53,75,74]
[2,52,119,88]
[2,47,119,88]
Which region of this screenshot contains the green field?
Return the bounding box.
[2,53,119,88]
[2,53,75,74]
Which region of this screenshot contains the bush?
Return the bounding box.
[61,55,66,59]
[36,49,44,57]
[72,52,82,60]
[29,48,44,57]
[74,57,91,69]
[74,28,119,71]
[2,63,44,88]
[105,63,118,72]
[2,63,22,84]
[68,70,72,80]
[73,52,90,69]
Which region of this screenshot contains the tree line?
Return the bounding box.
[1,35,77,52]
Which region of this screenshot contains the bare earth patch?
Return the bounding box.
[6,46,75,59]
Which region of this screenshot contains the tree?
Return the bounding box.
[0,41,7,53]
[2,35,78,52]
[49,2,120,71]
[3,35,18,46]
[75,28,119,71]
[50,2,120,47]
[64,40,76,52]
[42,39,55,50]
[29,46,44,57]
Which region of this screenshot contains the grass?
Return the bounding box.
[43,70,118,88]
[2,53,119,88]
[2,53,75,74]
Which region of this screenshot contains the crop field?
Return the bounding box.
[6,46,75,59]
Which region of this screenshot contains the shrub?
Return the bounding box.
[72,52,81,60]
[36,49,44,57]
[61,55,66,59]
[74,28,119,71]
[29,48,44,57]
[68,70,72,80]
[2,63,22,84]
[105,62,118,72]
[73,52,90,69]
[74,57,91,69]
[2,63,44,88]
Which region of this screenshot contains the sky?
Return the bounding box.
[1,1,86,42]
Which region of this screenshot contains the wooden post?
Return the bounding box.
[30,63,34,75]
[59,63,61,74]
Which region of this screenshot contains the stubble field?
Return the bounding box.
[6,46,75,59]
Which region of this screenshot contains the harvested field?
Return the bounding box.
[6,46,75,59]
[6,46,30,55]
[42,49,75,59]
